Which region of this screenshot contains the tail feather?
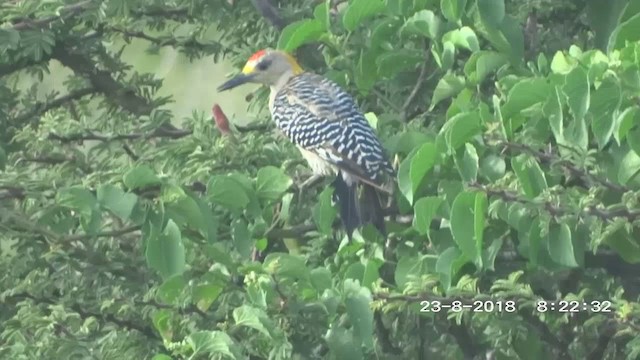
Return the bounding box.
[331,175,360,238]
[331,174,387,238]
[360,184,386,236]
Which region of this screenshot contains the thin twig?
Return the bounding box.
[48,127,192,143]
[401,55,430,120]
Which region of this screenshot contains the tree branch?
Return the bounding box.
[469,182,640,223]
[12,88,96,125]
[51,44,153,116]
[250,0,287,30]
[5,292,160,341]
[499,141,628,193]
[10,0,95,31]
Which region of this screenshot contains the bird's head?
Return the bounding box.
[217,49,303,91]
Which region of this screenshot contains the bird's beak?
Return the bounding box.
[217,73,256,92]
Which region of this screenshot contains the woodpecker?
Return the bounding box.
[218,49,395,237]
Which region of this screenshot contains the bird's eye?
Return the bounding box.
[257,60,271,71]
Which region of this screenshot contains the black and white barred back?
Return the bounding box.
[271,72,395,188]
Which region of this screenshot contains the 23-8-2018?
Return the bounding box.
[420,300,613,313]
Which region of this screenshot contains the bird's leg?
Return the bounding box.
[297,174,323,204]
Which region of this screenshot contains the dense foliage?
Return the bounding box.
[2,0,640,359]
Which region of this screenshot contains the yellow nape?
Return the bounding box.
[281,52,304,75]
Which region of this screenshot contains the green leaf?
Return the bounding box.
[562,66,590,120]
[152,355,172,360]
[513,331,545,360]
[546,223,578,267]
[618,149,640,185]
[394,254,432,288]
[233,305,272,338]
[450,191,486,267]
[314,1,331,30]
[603,226,640,264]
[146,219,186,280]
[511,154,548,199]
[615,106,639,145]
[232,219,252,259]
[325,327,364,360]
[438,111,482,154]
[376,48,424,79]
[477,0,505,29]
[355,49,379,93]
[441,0,467,23]
[435,247,463,290]
[385,130,431,155]
[413,196,444,235]
[612,12,640,50]
[364,112,378,129]
[96,184,138,220]
[464,51,508,84]
[58,186,101,235]
[400,10,441,39]
[123,165,161,190]
[208,175,250,212]
[310,267,333,293]
[565,109,589,151]
[166,194,208,237]
[187,331,235,359]
[58,186,98,218]
[157,275,186,304]
[501,78,551,119]
[430,74,465,110]
[344,263,366,282]
[256,166,293,201]
[264,253,310,280]
[482,236,504,272]
[497,15,525,63]
[277,19,325,52]
[0,145,6,171]
[455,143,478,182]
[543,87,565,144]
[479,154,506,181]
[313,187,337,235]
[152,309,173,341]
[343,279,374,349]
[585,0,624,51]
[0,28,20,53]
[342,0,385,31]
[526,219,543,267]
[590,76,622,149]
[442,27,480,52]
[550,51,575,74]
[409,142,438,203]
[440,41,456,70]
[19,30,55,61]
[362,259,381,289]
[371,17,403,50]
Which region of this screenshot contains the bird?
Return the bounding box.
[217,49,395,237]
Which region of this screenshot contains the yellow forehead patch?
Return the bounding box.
[240,50,304,75]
